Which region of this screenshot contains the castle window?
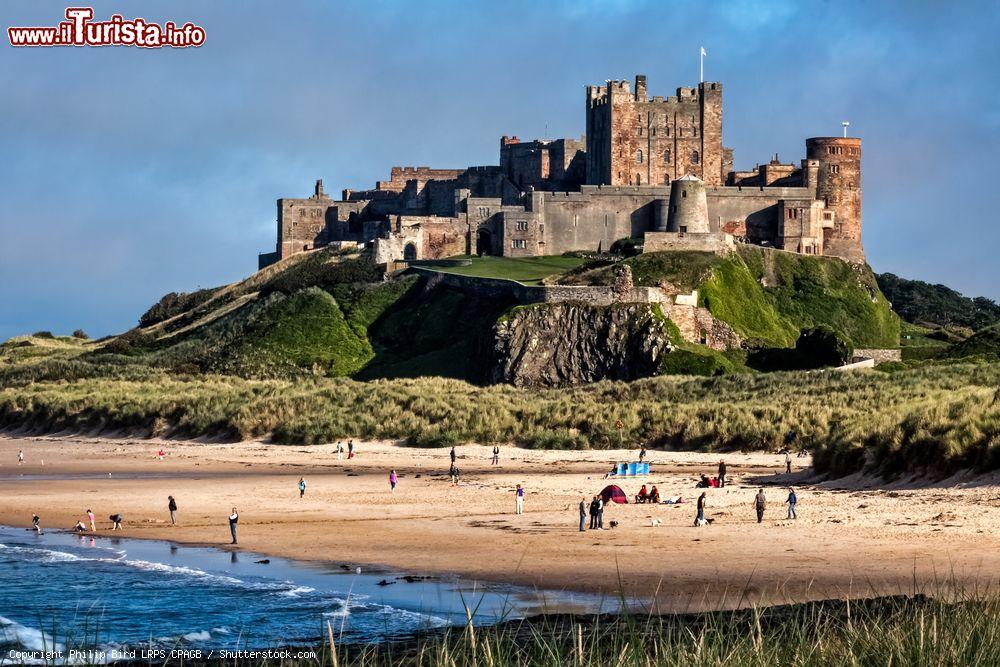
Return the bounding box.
[516,220,528,231]
[829,164,841,174]
[692,150,700,164]
[636,149,643,164]
[666,127,671,137]
[511,239,527,249]
[636,174,642,185]
[664,149,671,162]
[693,127,698,137]
[682,190,687,198]
[638,128,643,136]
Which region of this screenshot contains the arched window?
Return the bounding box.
[664,149,671,162]
[636,173,642,186]
[636,149,643,164]
[692,151,700,164]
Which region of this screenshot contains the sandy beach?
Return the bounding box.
[2,434,999,611]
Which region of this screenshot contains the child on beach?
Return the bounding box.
[168,496,177,524]
[110,513,123,530]
[492,446,499,465]
[515,484,524,514]
[229,508,239,544]
[389,469,397,493]
[348,440,354,459]
[337,442,344,460]
[298,478,306,498]
[87,509,96,531]
[18,450,24,465]
[32,514,41,533]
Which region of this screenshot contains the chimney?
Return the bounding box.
[315,179,324,197]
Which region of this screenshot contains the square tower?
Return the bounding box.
[585,75,725,186]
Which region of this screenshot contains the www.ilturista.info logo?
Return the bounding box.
[8,7,205,48]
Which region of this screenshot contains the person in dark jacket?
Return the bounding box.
[229,508,239,544]
[695,492,707,526]
[718,460,727,488]
[588,496,599,530]
[578,498,587,532]
[168,496,177,525]
[752,489,766,524]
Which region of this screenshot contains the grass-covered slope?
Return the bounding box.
[946,323,1000,359]
[561,247,899,349]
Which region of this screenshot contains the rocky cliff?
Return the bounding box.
[490,303,673,387]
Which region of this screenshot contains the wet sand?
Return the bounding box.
[2,435,999,611]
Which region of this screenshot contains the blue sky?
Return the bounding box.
[2,0,998,340]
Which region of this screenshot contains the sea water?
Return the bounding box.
[0,525,614,655]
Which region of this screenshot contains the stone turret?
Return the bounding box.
[666,175,709,233]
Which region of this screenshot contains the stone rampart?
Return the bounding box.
[412,267,668,307]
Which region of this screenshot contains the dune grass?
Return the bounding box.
[2,360,999,478]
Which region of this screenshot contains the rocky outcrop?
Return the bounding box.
[490,303,673,387]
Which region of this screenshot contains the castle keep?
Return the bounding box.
[260,75,864,269]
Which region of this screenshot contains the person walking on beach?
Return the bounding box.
[785,451,792,474]
[596,495,605,529]
[695,492,707,526]
[168,496,177,525]
[389,469,397,493]
[348,440,354,459]
[32,514,41,533]
[87,509,95,532]
[18,449,24,465]
[337,441,344,460]
[718,460,727,488]
[298,478,307,498]
[588,496,599,529]
[639,446,647,463]
[753,489,767,524]
[450,446,456,467]
[229,508,239,544]
[786,488,797,519]
[492,446,500,465]
[515,484,524,515]
[578,497,587,532]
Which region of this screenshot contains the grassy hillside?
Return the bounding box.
[560,247,899,349]
[946,323,1000,359]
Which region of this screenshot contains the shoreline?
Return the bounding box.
[3,434,1000,611]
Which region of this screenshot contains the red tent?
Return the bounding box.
[600,485,628,504]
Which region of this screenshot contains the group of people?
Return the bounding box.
[634,484,660,504]
[693,487,798,527]
[581,495,605,531]
[335,440,355,460]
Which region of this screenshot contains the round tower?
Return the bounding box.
[666,174,709,234]
[806,137,863,262]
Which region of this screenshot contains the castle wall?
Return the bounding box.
[643,232,734,254]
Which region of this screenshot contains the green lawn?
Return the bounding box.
[434,255,590,285]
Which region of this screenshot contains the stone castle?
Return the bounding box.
[259,74,863,269]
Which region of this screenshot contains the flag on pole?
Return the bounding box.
[700,47,707,82]
[701,47,707,57]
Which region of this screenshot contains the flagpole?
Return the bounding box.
[700,48,704,83]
